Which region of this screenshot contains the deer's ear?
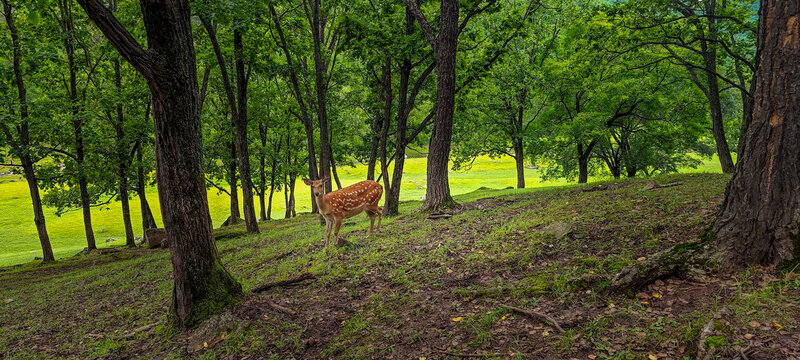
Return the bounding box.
[302,178,312,186]
[322,173,331,183]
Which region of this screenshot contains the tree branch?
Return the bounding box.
[403,0,437,47]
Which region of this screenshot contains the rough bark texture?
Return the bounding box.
[407,0,460,212]
[714,0,800,268]
[227,143,241,225]
[379,55,392,197]
[1,0,55,262]
[77,0,243,328]
[703,0,736,174]
[309,0,332,193]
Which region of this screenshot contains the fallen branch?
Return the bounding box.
[642,180,683,191]
[610,235,712,292]
[252,273,316,293]
[501,304,564,333]
[86,321,163,340]
[696,306,732,360]
[267,301,296,316]
[427,213,453,220]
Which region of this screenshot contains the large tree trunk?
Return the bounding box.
[713,0,800,268]
[58,0,96,250]
[77,0,242,328]
[366,114,381,181]
[2,0,55,261]
[137,143,158,232]
[233,29,258,233]
[113,59,135,247]
[419,0,459,212]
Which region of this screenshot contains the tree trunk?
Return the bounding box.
[22,158,55,262]
[367,114,381,180]
[227,143,241,225]
[58,0,96,250]
[310,0,331,193]
[77,0,242,328]
[577,141,596,184]
[113,59,135,247]
[137,143,158,232]
[2,0,55,261]
[713,0,800,268]
[289,175,297,218]
[420,0,459,212]
[329,139,342,190]
[284,173,291,219]
[702,1,735,174]
[512,130,525,189]
[379,55,392,196]
[269,4,319,212]
[233,29,258,234]
[267,183,275,220]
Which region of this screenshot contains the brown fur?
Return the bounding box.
[303,175,383,247]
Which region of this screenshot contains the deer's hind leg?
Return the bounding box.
[367,204,382,235]
[333,215,345,247]
[367,211,376,236]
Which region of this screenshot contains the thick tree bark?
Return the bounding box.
[77,0,242,327]
[233,29,258,233]
[2,0,54,261]
[58,0,96,250]
[407,0,460,212]
[713,0,800,267]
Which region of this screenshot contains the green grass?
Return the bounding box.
[2,170,796,359]
[0,154,724,266]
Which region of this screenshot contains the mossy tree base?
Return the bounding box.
[174,259,243,329]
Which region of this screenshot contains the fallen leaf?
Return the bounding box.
[452,317,463,322]
[744,333,754,339]
[641,301,649,305]
[652,293,662,299]
[203,342,208,348]
[637,257,647,262]
[748,320,760,328]
[648,355,657,360]
[263,314,268,320]
[3,298,12,304]
[478,250,484,254]
[773,322,782,330]
[588,355,597,359]
[501,315,508,320]
[608,303,615,308]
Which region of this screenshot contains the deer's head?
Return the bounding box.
[302,173,331,198]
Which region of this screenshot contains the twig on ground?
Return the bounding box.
[696,306,731,360]
[267,301,296,316]
[501,304,564,333]
[427,213,453,220]
[252,273,316,293]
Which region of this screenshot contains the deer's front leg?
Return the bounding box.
[333,215,344,246]
[325,218,332,247]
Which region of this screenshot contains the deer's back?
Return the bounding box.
[323,180,382,217]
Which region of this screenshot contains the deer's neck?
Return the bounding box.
[315,194,329,214]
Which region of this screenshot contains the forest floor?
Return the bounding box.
[2,173,799,360]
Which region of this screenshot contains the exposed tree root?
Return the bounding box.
[501,304,564,333]
[252,273,316,293]
[696,306,732,360]
[610,234,714,292]
[642,180,683,190]
[267,301,296,316]
[427,213,453,220]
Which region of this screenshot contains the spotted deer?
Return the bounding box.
[303,174,383,247]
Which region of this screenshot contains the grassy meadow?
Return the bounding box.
[0,154,725,266]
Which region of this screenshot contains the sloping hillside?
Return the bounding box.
[1,173,798,359]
